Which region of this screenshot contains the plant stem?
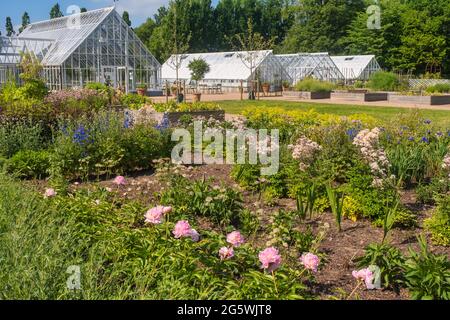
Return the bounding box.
[346,281,362,300]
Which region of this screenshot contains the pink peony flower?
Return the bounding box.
[190,229,200,242]
[219,247,234,260]
[226,231,245,247]
[300,252,320,272]
[113,176,127,186]
[44,188,56,198]
[352,268,375,289]
[145,206,164,224]
[258,247,282,272]
[173,220,193,238]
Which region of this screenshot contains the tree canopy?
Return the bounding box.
[132,0,449,76]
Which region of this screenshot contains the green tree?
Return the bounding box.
[281,0,365,54]
[122,11,132,27]
[80,8,87,13]
[5,17,15,37]
[228,18,276,98]
[188,58,210,92]
[50,3,64,19]
[19,12,30,34]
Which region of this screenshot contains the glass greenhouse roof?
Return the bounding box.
[330,55,381,80]
[274,53,344,82]
[19,7,115,66]
[0,36,54,64]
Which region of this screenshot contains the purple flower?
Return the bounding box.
[424,119,432,125]
[421,137,429,144]
[408,136,415,142]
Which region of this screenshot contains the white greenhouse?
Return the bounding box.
[161,50,291,91]
[0,7,161,93]
[331,55,381,81]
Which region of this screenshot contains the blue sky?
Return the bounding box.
[0,0,201,35]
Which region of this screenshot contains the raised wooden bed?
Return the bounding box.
[165,110,225,124]
[331,92,388,102]
[388,94,450,105]
[283,91,331,99]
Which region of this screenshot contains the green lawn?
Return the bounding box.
[216,100,450,128]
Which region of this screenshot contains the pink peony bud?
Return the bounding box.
[44,188,56,198]
[226,231,245,247]
[113,176,127,186]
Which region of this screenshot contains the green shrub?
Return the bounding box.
[417,177,450,205]
[403,236,450,300]
[426,83,450,94]
[424,195,450,246]
[120,93,148,110]
[153,101,221,112]
[50,111,171,179]
[159,175,243,227]
[294,78,335,93]
[6,150,50,179]
[355,243,405,289]
[368,71,400,91]
[0,121,44,158]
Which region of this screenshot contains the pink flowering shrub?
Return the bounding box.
[288,136,322,171]
[258,247,282,272]
[45,88,109,117]
[353,128,390,187]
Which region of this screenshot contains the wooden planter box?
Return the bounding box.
[283,91,331,99]
[165,110,225,124]
[331,92,388,102]
[388,94,450,105]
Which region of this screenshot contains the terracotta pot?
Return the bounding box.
[137,87,147,96]
[193,93,202,102]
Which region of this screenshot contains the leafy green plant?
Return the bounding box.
[6,150,50,179]
[367,71,400,91]
[159,175,243,227]
[354,243,405,289]
[295,183,317,220]
[426,83,450,94]
[294,78,335,93]
[403,235,450,300]
[326,184,345,232]
[120,93,148,110]
[0,121,44,158]
[424,195,450,246]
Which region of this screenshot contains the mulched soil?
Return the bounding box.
[29,163,450,300]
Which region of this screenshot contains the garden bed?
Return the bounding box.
[331,92,388,102]
[283,91,331,100]
[388,94,450,105]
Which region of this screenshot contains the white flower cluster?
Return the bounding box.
[353,128,390,187]
[442,153,450,172]
[288,136,322,171]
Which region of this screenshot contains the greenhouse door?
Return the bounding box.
[117,67,127,92]
[102,67,116,88]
